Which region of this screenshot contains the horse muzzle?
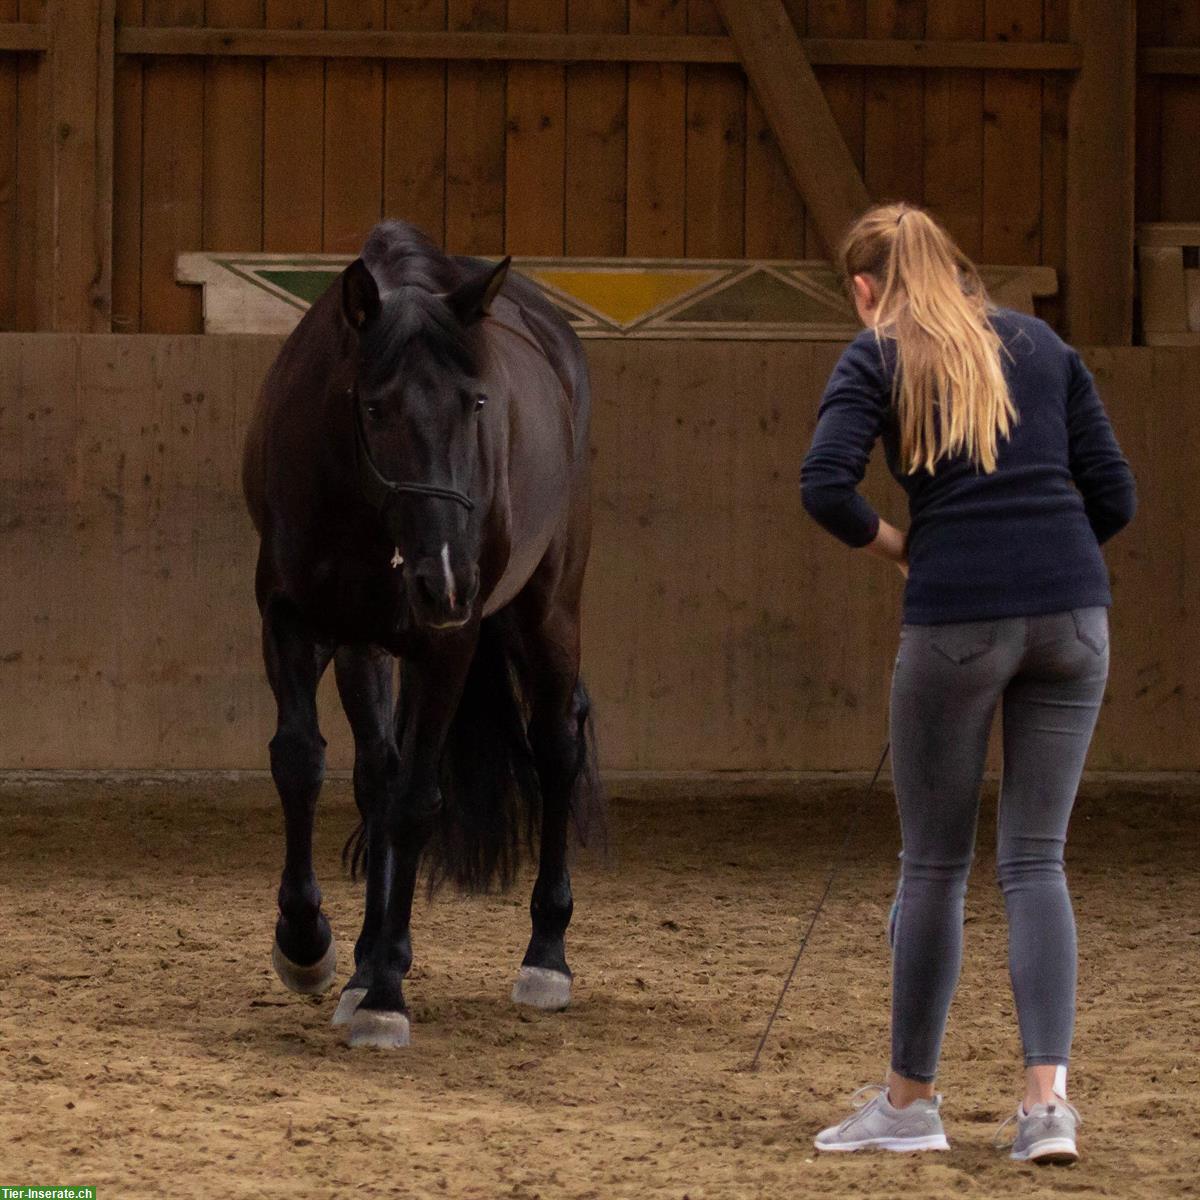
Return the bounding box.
[404,549,481,632]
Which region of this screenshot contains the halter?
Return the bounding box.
[352,392,475,515]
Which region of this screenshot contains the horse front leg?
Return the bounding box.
[262,597,337,995]
[345,634,477,1049]
[512,613,593,1013]
[329,644,398,1027]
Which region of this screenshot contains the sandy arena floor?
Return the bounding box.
[1,776,1197,1199]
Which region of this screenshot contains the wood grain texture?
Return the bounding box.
[1158,0,1200,223]
[1065,0,1135,344]
[445,0,506,253]
[564,0,627,256]
[263,0,324,252]
[0,334,1190,771]
[203,0,264,256]
[981,0,1041,265]
[863,0,923,206]
[626,0,686,256]
[505,0,568,254]
[112,0,144,332]
[324,0,386,254]
[383,0,447,242]
[923,0,982,257]
[804,0,867,257]
[1039,0,1068,330]
[139,0,203,333]
[684,0,744,257]
[0,0,19,329]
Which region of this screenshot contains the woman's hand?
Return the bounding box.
[866,519,909,578]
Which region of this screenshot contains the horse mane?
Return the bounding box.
[356,221,481,386]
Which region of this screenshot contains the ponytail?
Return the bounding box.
[839,203,1017,475]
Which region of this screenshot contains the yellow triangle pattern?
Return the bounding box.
[525,268,725,328]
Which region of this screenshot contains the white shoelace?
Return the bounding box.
[993,1097,1082,1149]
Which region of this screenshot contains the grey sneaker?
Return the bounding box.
[814,1084,950,1153]
[997,1098,1081,1164]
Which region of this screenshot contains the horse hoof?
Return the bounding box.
[511,966,572,1011]
[271,939,336,996]
[346,1007,411,1049]
[330,987,368,1027]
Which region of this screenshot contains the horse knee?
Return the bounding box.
[270,727,326,798]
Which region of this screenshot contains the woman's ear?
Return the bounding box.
[852,273,879,324]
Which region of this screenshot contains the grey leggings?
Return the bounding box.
[888,607,1109,1083]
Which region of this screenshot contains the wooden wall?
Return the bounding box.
[1,2,1196,335]
[1,333,1195,773]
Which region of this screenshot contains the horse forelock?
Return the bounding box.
[358,285,481,389]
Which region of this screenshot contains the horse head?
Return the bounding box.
[341,254,511,633]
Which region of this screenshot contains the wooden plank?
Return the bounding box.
[1065,0,1135,343]
[1135,0,1164,226]
[12,0,42,330]
[140,0,203,333]
[685,0,745,257]
[863,1,924,206]
[625,0,685,256]
[0,21,45,50]
[743,0,803,258]
[383,0,446,243]
[805,2,866,259]
[263,0,324,253]
[923,0,982,258]
[112,0,143,330]
[1039,0,1069,330]
[1158,4,1200,225]
[564,0,627,256]
[505,0,567,255]
[716,0,870,258]
[444,0,505,254]
[115,26,1085,67]
[34,0,114,331]
[0,2,19,329]
[1141,47,1200,75]
[981,1,1042,265]
[203,0,264,256]
[323,0,385,254]
[1138,246,1188,339]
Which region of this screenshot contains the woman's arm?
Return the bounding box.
[1066,351,1137,543]
[800,335,888,547]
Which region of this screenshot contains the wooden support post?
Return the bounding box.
[1065,1,1135,345]
[712,0,870,257]
[36,0,114,331]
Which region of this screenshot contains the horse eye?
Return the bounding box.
[365,401,382,420]
[475,393,487,410]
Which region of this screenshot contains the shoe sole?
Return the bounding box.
[816,1134,950,1153]
[1011,1138,1079,1165]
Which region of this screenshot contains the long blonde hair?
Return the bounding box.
[840,203,1016,474]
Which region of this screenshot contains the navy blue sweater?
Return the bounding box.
[800,309,1137,625]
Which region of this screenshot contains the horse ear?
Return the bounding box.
[342,258,381,331]
[448,257,511,326]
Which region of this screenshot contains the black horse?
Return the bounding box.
[242,221,601,1048]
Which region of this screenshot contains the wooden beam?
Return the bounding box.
[806,37,1080,71]
[0,22,48,52]
[1065,0,1135,344]
[35,0,114,331]
[1140,47,1200,76]
[113,26,1084,70]
[713,0,870,257]
[116,28,742,62]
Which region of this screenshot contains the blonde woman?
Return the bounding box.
[800,204,1136,1162]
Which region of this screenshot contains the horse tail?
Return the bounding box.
[426,609,541,894]
[341,608,604,893]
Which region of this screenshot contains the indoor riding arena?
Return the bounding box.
[1,4,1198,1199]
